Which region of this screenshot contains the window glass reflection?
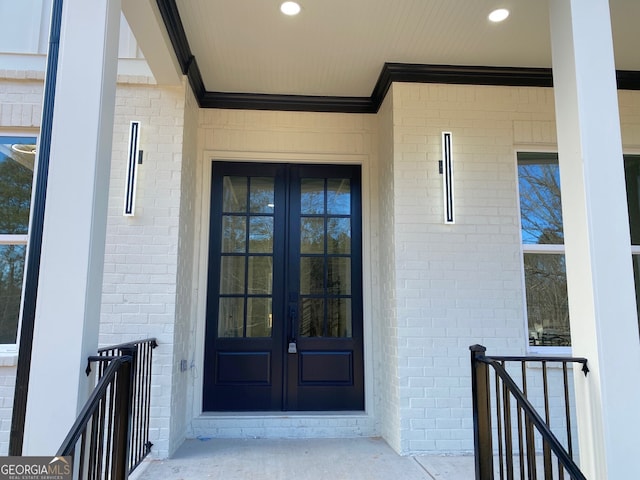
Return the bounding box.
[518,154,563,245]
[222,176,248,213]
[524,253,570,347]
[327,178,350,215]
[301,179,324,214]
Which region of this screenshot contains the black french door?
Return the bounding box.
[203,162,364,411]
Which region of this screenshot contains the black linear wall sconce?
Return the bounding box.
[124,121,142,216]
[441,132,455,224]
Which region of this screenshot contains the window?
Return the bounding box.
[518,153,570,348]
[0,136,35,345]
[624,155,640,323]
[519,152,640,349]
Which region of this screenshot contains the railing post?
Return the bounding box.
[112,345,136,480]
[470,344,494,480]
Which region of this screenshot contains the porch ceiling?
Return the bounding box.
[168,0,639,99]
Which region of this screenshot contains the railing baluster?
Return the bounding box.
[562,362,573,459]
[517,363,525,480]
[542,361,552,479]
[501,361,514,480]
[495,367,504,480]
[526,417,536,479]
[112,347,134,480]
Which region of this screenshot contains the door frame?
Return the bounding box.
[191,152,375,419]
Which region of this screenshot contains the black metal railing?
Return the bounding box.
[57,338,157,480]
[470,344,589,480]
[92,338,157,473]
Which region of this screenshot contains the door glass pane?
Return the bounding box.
[250,177,275,213]
[524,253,570,346]
[301,218,324,254]
[218,297,244,337]
[301,179,324,214]
[249,216,273,253]
[248,256,272,294]
[222,216,246,253]
[327,178,350,215]
[247,298,272,337]
[222,176,247,213]
[327,218,350,254]
[300,257,324,294]
[299,298,324,337]
[328,298,352,338]
[328,257,351,295]
[0,244,25,343]
[219,256,245,294]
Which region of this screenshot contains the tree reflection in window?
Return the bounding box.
[299,177,352,338]
[0,138,35,344]
[518,153,570,347]
[218,176,274,338]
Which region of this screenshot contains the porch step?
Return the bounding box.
[132,438,474,480]
[189,412,376,439]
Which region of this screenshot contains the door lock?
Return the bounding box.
[288,342,297,354]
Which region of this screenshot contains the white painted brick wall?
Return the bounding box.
[384,83,637,454]
[1,65,640,459]
[388,83,553,453]
[376,90,401,452]
[100,79,188,458]
[168,85,199,455]
[193,109,379,441]
[0,77,43,129]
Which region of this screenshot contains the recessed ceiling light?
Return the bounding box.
[280,1,301,16]
[488,8,510,22]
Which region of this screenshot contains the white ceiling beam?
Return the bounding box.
[121,0,182,85]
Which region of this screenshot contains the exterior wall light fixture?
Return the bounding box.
[440,131,455,224]
[123,121,142,216]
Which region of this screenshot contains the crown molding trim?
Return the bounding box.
[156,0,640,113]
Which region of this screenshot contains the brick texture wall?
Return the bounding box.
[376,90,401,451]
[1,69,640,458]
[99,78,188,458]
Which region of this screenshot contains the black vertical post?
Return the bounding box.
[470,344,494,480]
[112,346,136,479]
[9,0,64,456]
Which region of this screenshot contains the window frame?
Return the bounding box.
[519,150,640,354]
[517,150,571,355]
[0,133,37,353]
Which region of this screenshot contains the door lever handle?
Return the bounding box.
[288,304,297,341]
[288,303,298,353]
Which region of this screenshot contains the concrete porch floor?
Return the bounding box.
[131,437,475,480]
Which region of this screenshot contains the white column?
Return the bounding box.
[22,0,121,454]
[549,0,640,478]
